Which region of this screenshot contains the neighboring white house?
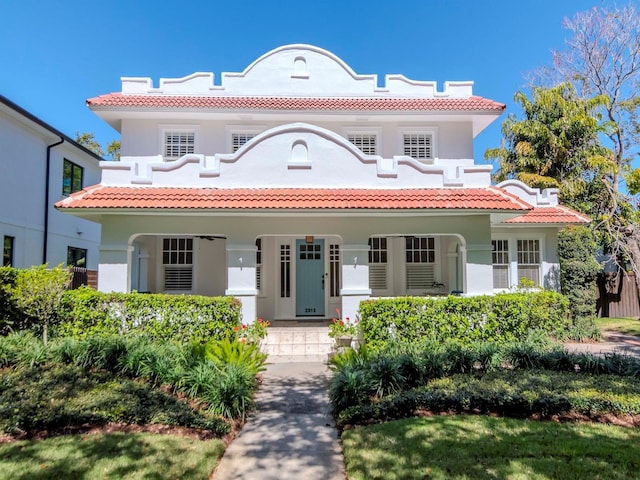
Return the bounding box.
[0,95,102,282]
[56,44,589,322]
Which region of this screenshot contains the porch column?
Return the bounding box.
[340,244,372,321]
[463,244,493,295]
[225,244,258,324]
[97,244,130,293]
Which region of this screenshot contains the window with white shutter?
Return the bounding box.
[405,237,435,291]
[348,133,377,155]
[232,133,257,152]
[164,131,195,160]
[163,238,193,291]
[492,240,509,289]
[368,237,388,291]
[517,239,540,285]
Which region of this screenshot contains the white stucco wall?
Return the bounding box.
[0,105,102,269]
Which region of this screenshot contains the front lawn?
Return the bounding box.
[342,415,640,480]
[596,317,640,337]
[0,432,224,479]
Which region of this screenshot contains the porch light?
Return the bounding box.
[305,235,314,244]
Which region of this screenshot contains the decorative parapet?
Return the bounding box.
[120,44,473,98]
[496,180,559,207]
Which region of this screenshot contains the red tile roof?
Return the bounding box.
[87,93,505,113]
[504,206,590,224]
[56,186,530,211]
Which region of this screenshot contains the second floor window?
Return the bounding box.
[164,131,195,159]
[403,133,433,160]
[63,159,83,196]
[232,133,257,152]
[348,133,377,155]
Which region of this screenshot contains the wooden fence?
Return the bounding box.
[597,272,640,318]
[69,267,98,290]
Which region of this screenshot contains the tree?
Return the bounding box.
[75,131,105,157]
[526,3,640,302]
[107,140,121,161]
[485,83,614,214]
[75,132,121,161]
[9,265,71,344]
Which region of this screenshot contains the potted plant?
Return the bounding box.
[328,309,359,348]
[234,318,270,345]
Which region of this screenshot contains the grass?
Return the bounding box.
[596,317,640,337]
[342,415,640,480]
[0,432,224,479]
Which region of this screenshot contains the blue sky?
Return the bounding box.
[1,0,633,167]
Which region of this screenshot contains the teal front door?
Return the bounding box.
[296,239,325,317]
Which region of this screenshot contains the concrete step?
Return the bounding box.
[263,326,334,363]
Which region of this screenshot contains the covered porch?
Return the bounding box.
[99,212,495,323]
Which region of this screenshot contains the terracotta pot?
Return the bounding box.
[335,336,353,348]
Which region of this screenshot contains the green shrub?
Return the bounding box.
[329,366,373,414]
[205,363,256,421]
[57,288,241,343]
[359,291,571,349]
[0,365,230,435]
[199,337,267,377]
[328,339,640,416]
[0,267,21,335]
[558,226,601,340]
[335,370,640,428]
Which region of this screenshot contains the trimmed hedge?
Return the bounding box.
[336,370,640,428]
[57,287,241,343]
[359,291,571,349]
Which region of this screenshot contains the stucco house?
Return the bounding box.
[56,44,589,323]
[1,95,101,283]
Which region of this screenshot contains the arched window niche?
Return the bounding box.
[291,56,309,78]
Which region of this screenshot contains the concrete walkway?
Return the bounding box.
[213,362,345,480]
[564,331,640,357]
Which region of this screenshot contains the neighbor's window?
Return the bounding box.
[162,237,193,291]
[67,246,87,267]
[164,131,195,159]
[348,133,377,155]
[3,236,14,267]
[492,240,509,289]
[62,159,83,196]
[403,133,433,160]
[517,239,540,285]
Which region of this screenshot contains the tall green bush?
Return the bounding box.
[558,226,599,316]
[7,265,71,344]
[558,226,601,339]
[358,291,571,349]
[57,288,241,343]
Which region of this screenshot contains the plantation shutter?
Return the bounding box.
[369,264,388,290]
[406,264,435,290]
[164,266,193,291]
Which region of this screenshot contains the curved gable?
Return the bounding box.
[220,44,382,96]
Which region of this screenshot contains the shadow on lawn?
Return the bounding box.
[343,415,640,480]
[0,432,219,480]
